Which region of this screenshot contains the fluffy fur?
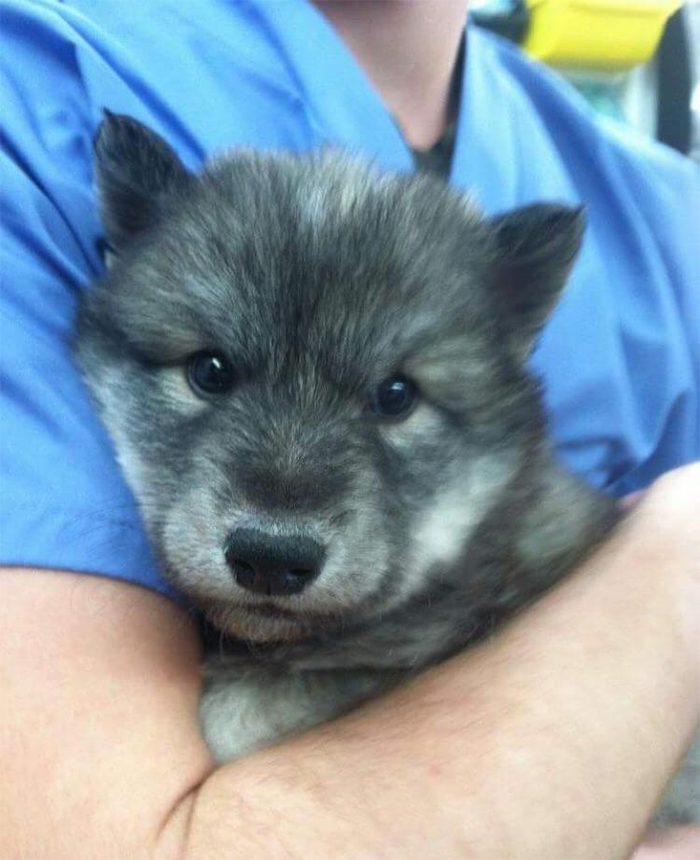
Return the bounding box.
[75,114,695,822]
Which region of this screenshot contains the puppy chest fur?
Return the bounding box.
[74,113,696,823]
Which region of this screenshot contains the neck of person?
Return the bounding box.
[312,1,469,151]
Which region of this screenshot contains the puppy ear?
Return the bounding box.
[93,110,192,254]
[489,204,585,360]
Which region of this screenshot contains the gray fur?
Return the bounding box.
[75,114,696,822]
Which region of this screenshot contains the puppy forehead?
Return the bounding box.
[183,177,489,313]
[182,259,489,381]
[116,156,495,370]
[192,151,490,276]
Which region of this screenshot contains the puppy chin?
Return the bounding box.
[207,604,314,644]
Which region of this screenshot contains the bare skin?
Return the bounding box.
[632,827,700,860]
[312,0,470,149]
[1,464,698,859]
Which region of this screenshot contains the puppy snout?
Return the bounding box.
[224,528,325,597]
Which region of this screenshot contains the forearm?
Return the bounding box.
[3,472,697,860]
[166,469,699,860]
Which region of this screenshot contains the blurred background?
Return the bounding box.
[471,0,700,161]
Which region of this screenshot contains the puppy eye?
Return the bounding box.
[187,351,235,396]
[370,375,418,419]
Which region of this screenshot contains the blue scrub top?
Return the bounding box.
[1,0,698,599]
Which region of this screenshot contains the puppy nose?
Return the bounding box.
[224,528,325,597]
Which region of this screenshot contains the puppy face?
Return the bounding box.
[76,114,583,642]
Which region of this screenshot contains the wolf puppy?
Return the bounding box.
[77,113,622,763]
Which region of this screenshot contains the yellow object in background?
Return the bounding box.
[523,0,681,69]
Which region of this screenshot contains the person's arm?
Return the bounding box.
[633,827,700,860]
[2,465,698,860]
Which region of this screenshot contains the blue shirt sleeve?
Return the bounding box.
[596,121,700,493]
[0,1,179,599]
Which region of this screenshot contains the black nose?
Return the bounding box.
[224,528,325,597]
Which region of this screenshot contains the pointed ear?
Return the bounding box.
[489,204,585,360]
[93,110,192,253]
